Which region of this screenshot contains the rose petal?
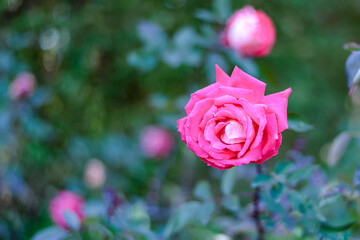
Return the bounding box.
[263,88,292,132]
[230,66,266,102]
[185,83,220,114]
[186,99,215,141]
[177,117,187,142]
[207,86,254,102]
[215,64,231,86]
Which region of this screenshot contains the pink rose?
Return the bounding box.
[177,65,291,170]
[9,72,36,100]
[140,125,174,158]
[222,5,276,57]
[49,191,85,229]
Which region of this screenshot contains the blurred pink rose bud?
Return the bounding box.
[222,5,276,57]
[84,158,106,189]
[49,191,85,229]
[9,72,36,100]
[140,125,174,158]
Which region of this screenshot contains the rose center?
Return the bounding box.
[220,120,246,144]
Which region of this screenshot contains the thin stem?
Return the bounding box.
[253,164,265,240]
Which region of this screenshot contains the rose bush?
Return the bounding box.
[177,65,291,169]
[222,5,276,57]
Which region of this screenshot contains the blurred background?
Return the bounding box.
[0,0,360,239]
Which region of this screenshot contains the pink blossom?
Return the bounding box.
[222,5,276,57]
[49,191,85,229]
[140,125,174,158]
[177,65,291,169]
[84,159,106,189]
[9,72,36,100]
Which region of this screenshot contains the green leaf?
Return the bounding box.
[194,9,216,23]
[127,50,157,72]
[287,191,306,213]
[164,201,201,238]
[288,165,317,186]
[320,221,355,232]
[194,180,213,201]
[197,200,216,225]
[275,161,294,175]
[212,0,232,23]
[270,183,284,200]
[287,113,313,132]
[251,174,272,188]
[63,210,81,231]
[129,202,150,229]
[205,53,229,83]
[31,226,68,240]
[222,194,240,212]
[220,167,237,195]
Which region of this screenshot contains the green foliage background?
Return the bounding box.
[1,0,360,239]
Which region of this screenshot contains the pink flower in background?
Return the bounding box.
[84,158,106,189]
[9,72,36,100]
[222,5,276,57]
[140,125,174,158]
[177,65,291,169]
[49,191,85,229]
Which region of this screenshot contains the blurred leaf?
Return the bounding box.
[173,27,200,49]
[320,221,354,233]
[319,194,341,208]
[198,200,216,225]
[345,51,360,94]
[288,113,313,132]
[212,0,232,23]
[287,191,306,213]
[63,210,81,231]
[270,183,284,200]
[129,202,150,229]
[137,21,167,51]
[194,180,213,201]
[127,51,157,72]
[84,200,106,218]
[288,165,317,186]
[31,226,68,240]
[226,50,259,77]
[275,161,294,175]
[353,165,360,186]
[205,53,228,83]
[220,167,237,195]
[251,173,272,188]
[222,194,240,212]
[194,9,216,23]
[164,201,201,238]
[327,132,351,167]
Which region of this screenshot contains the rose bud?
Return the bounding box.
[140,125,174,158]
[9,72,36,100]
[84,158,106,189]
[177,65,291,169]
[49,191,85,229]
[222,5,276,57]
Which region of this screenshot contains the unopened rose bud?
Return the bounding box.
[9,72,36,100]
[84,159,106,189]
[222,5,276,57]
[140,125,174,158]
